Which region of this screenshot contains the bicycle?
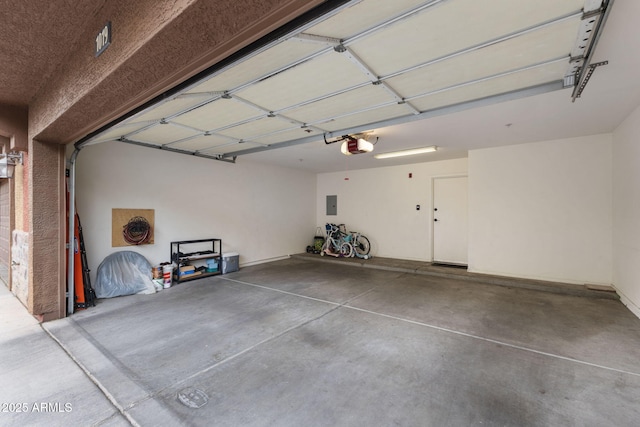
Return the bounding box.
[348,231,371,258]
[337,224,371,258]
[320,223,353,257]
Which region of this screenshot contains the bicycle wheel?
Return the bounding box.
[339,242,354,258]
[354,235,370,256]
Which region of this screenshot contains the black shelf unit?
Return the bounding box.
[170,238,222,283]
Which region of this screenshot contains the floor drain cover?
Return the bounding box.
[177,387,209,409]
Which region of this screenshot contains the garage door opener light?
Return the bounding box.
[374,146,437,159]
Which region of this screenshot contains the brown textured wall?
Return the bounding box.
[0,104,28,150]
[30,0,325,144]
[28,140,65,320]
[0,1,105,107]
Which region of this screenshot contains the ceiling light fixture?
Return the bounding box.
[341,137,374,155]
[374,146,437,159]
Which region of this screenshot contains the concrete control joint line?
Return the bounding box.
[41,324,142,427]
[224,276,640,380]
[158,277,379,396]
[346,306,640,379]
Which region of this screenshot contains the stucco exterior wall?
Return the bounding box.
[0,104,28,151]
[29,140,66,320]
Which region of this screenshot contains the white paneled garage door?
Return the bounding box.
[77,0,612,161]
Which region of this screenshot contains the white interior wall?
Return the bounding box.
[74,141,316,283]
[468,134,613,285]
[75,129,636,315]
[612,104,640,317]
[316,159,468,261]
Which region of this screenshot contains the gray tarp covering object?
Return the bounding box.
[95,251,156,298]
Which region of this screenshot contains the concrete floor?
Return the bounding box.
[35,257,640,426]
[0,283,128,426]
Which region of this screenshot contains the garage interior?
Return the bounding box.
[2,0,640,425]
[41,257,640,426]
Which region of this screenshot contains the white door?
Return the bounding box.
[433,176,468,265]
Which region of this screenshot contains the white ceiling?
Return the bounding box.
[82,0,637,173]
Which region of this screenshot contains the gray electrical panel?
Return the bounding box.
[326,195,337,216]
